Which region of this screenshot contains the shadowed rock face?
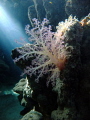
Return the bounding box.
[65,0,90,19]
[12,56,58,118]
[21,110,43,120]
[27,0,66,27]
[12,48,58,117]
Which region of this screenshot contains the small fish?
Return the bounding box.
[67,0,72,4]
[49,1,53,4]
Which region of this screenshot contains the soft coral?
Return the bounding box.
[14,18,68,86]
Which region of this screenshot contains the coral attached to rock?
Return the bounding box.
[13,18,68,86]
[13,16,82,86]
[12,14,90,120]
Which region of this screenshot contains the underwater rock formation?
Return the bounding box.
[21,110,43,120]
[13,72,57,119]
[65,0,90,19]
[28,0,66,26]
[42,0,65,26]
[12,14,90,120]
[13,78,37,110]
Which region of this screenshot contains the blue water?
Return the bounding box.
[0,6,26,120]
[0,6,28,54]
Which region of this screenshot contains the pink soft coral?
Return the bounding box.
[14,18,68,86]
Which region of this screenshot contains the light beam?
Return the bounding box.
[0,6,28,53]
